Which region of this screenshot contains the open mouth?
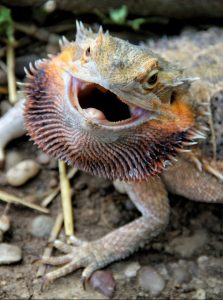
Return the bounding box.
[68,76,151,127]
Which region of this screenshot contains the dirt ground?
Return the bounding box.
[0,136,222,299]
[0,4,223,300]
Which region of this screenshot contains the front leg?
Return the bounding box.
[0,98,26,163]
[41,177,170,283]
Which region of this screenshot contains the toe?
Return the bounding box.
[44,260,81,282]
[53,239,74,253]
[69,235,87,246]
[41,254,72,266]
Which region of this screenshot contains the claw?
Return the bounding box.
[80,275,87,290]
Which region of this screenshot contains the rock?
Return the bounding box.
[0,215,10,233]
[5,150,22,170]
[138,266,165,296]
[113,180,126,194]
[89,270,116,298]
[0,243,22,264]
[36,152,51,165]
[6,159,40,186]
[192,288,206,300]
[31,215,54,238]
[165,229,208,258]
[0,100,12,115]
[124,262,141,279]
[169,262,192,284]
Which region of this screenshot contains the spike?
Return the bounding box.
[98,25,103,34]
[202,112,211,116]
[62,35,69,46]
[79,21,85,30]
[177,148,191,153]
[29,62,36,74]
[76,20,80,32]
[199,125,209,132]
[16,81,26,86]
[190,156,203,172]
[24,67,33,79]
[183,141,198,146]
[204,164,223,181]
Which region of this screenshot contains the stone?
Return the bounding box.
[5,150,22,170]
[89,270,116,298]
[6,159,40,186]
[31,215,54,238]
[138,266,165,296]
[124,262,141,279]
[165,229,208,258]
[0,243,22,264]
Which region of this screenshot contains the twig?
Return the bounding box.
[0,189,49,213]
[14,22,59,44]
[6,42,17,104]
[41,187,60,208]
[58,161,74,237]
[41,167,78,208]
[36,212,64,277]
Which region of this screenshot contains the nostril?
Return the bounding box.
[170,91,176,104]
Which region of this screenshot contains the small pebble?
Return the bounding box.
[49,177,58,188]
[192,288,206,300]
[170,264,192,284]
[6,159,40,186]
[124,262,141,279]
[36,152,51,165]
[165,229,208,258]
[138,266,165,296]
[89,270,116,298]
[0,243,22,264]
[31,215,54,238]
[5,150,22,170]
[0,215,10,233]
[0,100,12,115]
[113,180,126,194]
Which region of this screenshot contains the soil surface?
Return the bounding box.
[0,136,223,299]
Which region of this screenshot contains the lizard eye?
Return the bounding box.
[142,70,159,90]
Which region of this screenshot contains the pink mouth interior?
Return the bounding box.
[70,77,148,125]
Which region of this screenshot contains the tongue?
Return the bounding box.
[83,108,107,120]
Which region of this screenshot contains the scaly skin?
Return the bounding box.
[0,23,222,286]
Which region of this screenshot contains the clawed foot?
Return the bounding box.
[40,236,104,286]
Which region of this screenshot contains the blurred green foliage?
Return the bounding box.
[0,6,14,43]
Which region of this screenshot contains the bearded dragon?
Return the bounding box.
[0,22,222,286]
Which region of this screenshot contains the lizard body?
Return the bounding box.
[0,23,222,287]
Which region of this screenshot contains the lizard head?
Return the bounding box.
[24,22,202,181]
